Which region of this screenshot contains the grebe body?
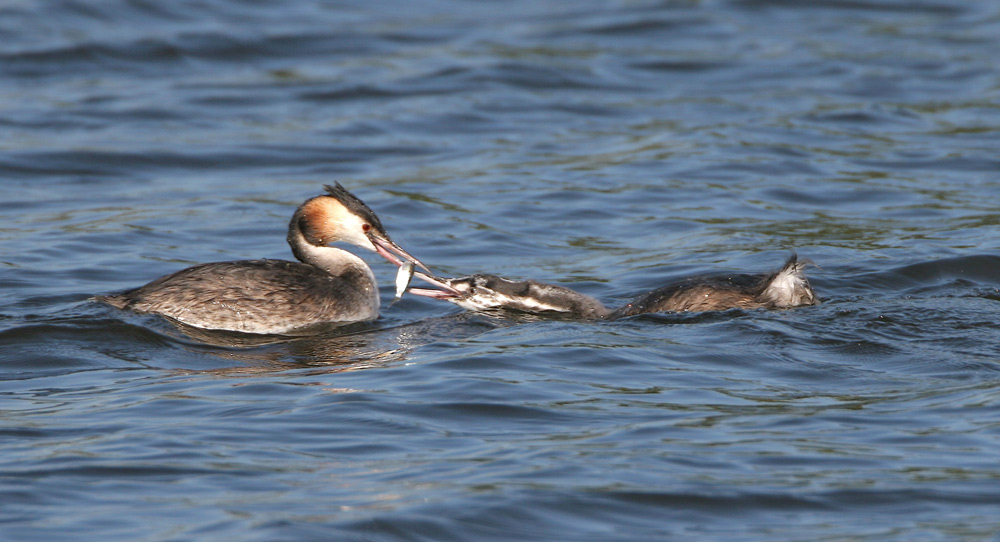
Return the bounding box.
[407,255,816,320]
[96,184,426,334]
[612,255,816,318]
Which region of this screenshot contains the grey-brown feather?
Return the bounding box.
[95,259,378,333]
[611,255,816,318]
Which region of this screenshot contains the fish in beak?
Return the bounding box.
[367,232,460,299]
[368,232,432,274]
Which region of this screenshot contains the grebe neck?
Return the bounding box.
[288,226,374,281]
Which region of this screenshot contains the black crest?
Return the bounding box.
[323,182,387,234]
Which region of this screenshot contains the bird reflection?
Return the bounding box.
[157,311,502,378]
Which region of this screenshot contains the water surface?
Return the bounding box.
[3,0,1000,540]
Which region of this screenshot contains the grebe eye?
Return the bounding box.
[362,223,371,232]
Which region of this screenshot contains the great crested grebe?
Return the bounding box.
[404,255,816,319]
[95,183,444,334]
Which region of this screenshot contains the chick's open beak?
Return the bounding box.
[408,271,461,298]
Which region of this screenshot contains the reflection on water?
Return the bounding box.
[112,310,506,373]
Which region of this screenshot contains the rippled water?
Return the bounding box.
[4,0,1000,540]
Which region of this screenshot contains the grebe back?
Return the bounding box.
[611,255,816,318]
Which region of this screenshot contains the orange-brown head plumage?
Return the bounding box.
[291,182,388,251]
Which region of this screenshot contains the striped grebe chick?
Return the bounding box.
[409,274,611,319]
[95,183,439,334]
[405,255,816,319]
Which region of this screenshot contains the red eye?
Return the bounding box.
[362,223,371,232]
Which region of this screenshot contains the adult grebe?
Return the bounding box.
[404,255,816,319]
[95,183,438,334]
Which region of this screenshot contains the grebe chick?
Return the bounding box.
[409,274,611,319]
[95,183,431,334]
[404,255,816,320]
[611,254,816,318]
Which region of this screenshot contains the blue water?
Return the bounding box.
[3,0,1000,540]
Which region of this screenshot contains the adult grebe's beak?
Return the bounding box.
[367,232,461,297]
[368,232,432,273]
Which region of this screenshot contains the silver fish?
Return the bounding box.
[393,261,415,302]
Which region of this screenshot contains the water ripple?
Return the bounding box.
[4,0,1000,540]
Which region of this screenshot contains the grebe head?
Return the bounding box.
[292,183,430,271]
[405,274,610,318]
[409,275,514,310]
